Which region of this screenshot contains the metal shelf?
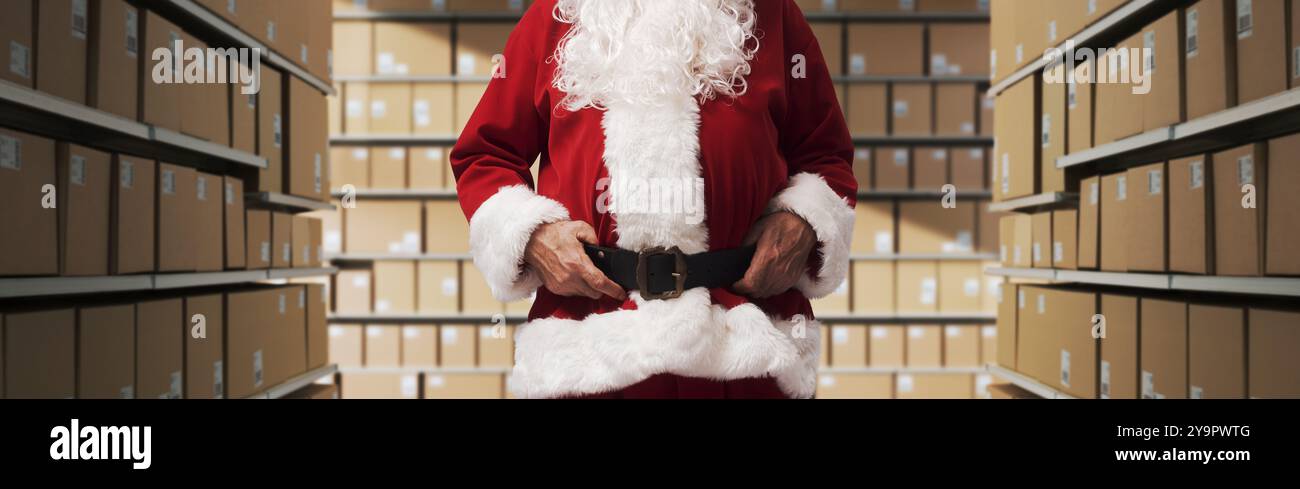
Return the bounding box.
[331,188,457,200]
[0,268,337,299]
[164,0,335,95]
[984,267,1057,281]
[331,134,458,146]
[1056,128,1172,169]
[988,0,1177,97]
[805,11,989,22]
[986,268,1300,297]
[246,192,337,212]
[852,135,993,146]
[986,192,1077,213]
[334,74,493,83]
[858,189,992,199]
[1056,269,1170,290]
[851,253,997,262]
[329,314,525,324]
[819,366,984,375]
[246,364,340,399]
[0,79,267,172]
[817,314,996,324]
[334,11,524,21]
[328,253,469,262]
[833,75,990,84]
[339,366,510,375]
[985,364,1075,399]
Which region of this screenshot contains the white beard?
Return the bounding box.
[550,0,758,111]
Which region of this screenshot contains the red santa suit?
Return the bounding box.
[451,0,856,398]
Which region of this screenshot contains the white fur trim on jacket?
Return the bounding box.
[508,288,821,398]
[468,185,570,302]
[767,172,856,299]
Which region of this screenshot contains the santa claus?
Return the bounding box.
[451,0,856,398]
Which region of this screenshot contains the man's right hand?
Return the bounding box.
[524,221,626,301]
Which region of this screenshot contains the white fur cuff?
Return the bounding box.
[468,185,571,302]
[768,173,856,299]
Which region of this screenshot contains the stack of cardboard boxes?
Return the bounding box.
[816,323,999,399]
[990,0,1300,398]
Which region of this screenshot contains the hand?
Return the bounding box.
[524,221,626,300]
[733,211,817,298]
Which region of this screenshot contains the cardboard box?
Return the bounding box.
[89,0,137,119]
[306,283,328,369]
[258,67,284,193]
[938,261,983,313]
[401,325,438,367]
[374,22,451,75]
[981,324,998,365]
[136,298,183,399]
[344,82,369,133]
[905,326,941,367]
[998,215,1014,265]
[55,144,110,276]
[1212,143,1265,276]
[409,147,448,189]
[370,146,407,188]
[996,283,1018,369]
[140,11,181,131]
[0,129,56,276]
[333,21,372,76]
[929,24,989,76]
[108,155,155,275]
[4,309,75,398]
[479,325,513,368]
[1142,11,1184,131]
[851,201,894,254]
[898,203,975,254]
[307,0,333,80]
[0,0,32,87]
[951,147,985,190]
[312,208,342,256]
[1185,0,1237,119]
[156,163,197,272]
[184,294,224,399]
[1168,155,1212,274]
[345,201,422,253]
[1141,298,1188,399]
[896,373,972,399]
[811,277,850,314]
[847,84,887,136]
[331,147,369,190]
[225,289,269,398]
[816,373,893,399]
[328,324,363,368]
[1045,288,1097,398]
[1099,172,1130,272]
[369,83,411,134]
[424,373,503,399]
[272,212,293,268]
[365,325,401,367]
[1052,209,1078,269]
[292,216,311,268]
[913,148,947,190]
[896,262,938,313]
[462,262,501,314]
[341,372,419,399]
[447,0,526,12]
[308,217,323,266]
[1094,34,1143,145]
[978,207,1003,256]
[1236,0,1287,104]
[456,23,511,76]
[439,325,477,367]
[334,269,371,314]
[224,176,246,269]
[268,286,307,386]
[869,325,905,367]
[412,83,455,135]
[191,172,223,272]
[993,77,1037,200]
[1098,293,1138,399]
[455,82,488,133]
[891,83,932,135]
[847,23,923,75]
[852,261,894,313]
[1067,61,1094,154]
[36,0,88,102]
[989,0,1015,82]
[1040,76,1066,193]
[829,326,868,367]
[1127,162,1168,272]
[328,83,342,135]
[1012,0,1045,69]
[373,261,415,314]
[77,305,135,399]
[423,201,471,253]
[1248,308,1300,398]
[1031,212,1052,268]
[1188,304,1245,398]
[417,261,459,313]
[945,325,980,367]
[1267,134,1300,275]
[811,22,843,75]
[979,90,994,137]
[1011,213,1032,268]
[178,35,229,146]
[288,76,327,200]
[935,85,976,137]
[245,209,271,269]
[1077,176,1100,269]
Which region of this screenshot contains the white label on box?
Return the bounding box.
[404,327,420,339]
[819,375,836,387]
[832,326,849,344]
[1100,360,1111,399]
[908,327,924,339]
[352,148,369,160]
[948,64,961,75]
[402,232,421,252]
[1013,245,1021,265]
[1144,31,1156,74]
[260,241,270,262]
[1048,20,1057,42]
[167,371,182,399]
[314,154,322,193]
[1032,243,1042,263]
[1053,241,1064,263]
[267,21,276,42]
[1037,294,1046,314]
[1040,113,1051,148]
[1190,161,1204,189]
[945,325,961,338]
[991,279,1002,302]
[874,232,892,253]
[1000,245,1007,263]
[196,175,208,201]
[427,374,445,388]
[894,149,908,166]
[1088,0,1097,14]
[247,93,255,109]
[69,155,85,185]
[893,100,909,117]
[375,299,391,312]
[396,64,409,75]
[325,230,342,252]
[956,231,972,251]
[72,0,89,40]
[9,41,30,79]
[346,100,363,117]
[990,50,997,76]
[1141,370,1155,399]
[1068,81,1078,109]
[1148,169,1162,195]
[414,100,431,127]
[458,53,476,74]
[282,242,291,262]
[960,122,975,134]
[1015,44,1024,64]
[125,10,138,57]
[442,327,459,344]
[896,374,914,393]
[871,326,888,339]
[388,148,405,160]
[932,149,947,160]
[982,326,996,338]
[930,54,947,75]
[1059,349,1071,388]
[427,148,443,161]
[1238,155,1254,185]
[367,327,383,338]
[975,374,992,397]
[963,278,980,297]
[1237,0,1253,40]
[370,100,387,119]
[330,325,345,338]
[1017,289,1025,309]
[252,350,264,388]
[1116,175,1127,201]
[120,385,134,399]
[161,169,176,195]
[228,0,237,14]
[0,134,19,171]
[849,54,865,75]
[1186,9,1200,58]
[401,376,418,397]
[301,44,309,64]
[299,290,306,308]
[432,0,447,11]
[899,0,915,11]
[278,294,286,314]
[1191,386,1204,399]
[440,277,458,296]
[1089,181,1099,205]
[1000,154,1010,194]
[855,148,870,162]
[920,278,936,305]
[273,114,282,148]
[225,182,234,204]
[508,0,523,10]
[821,0,836,11]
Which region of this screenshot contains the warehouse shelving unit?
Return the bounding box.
[806,11,989,22]
[984,364,1073,399]
[330,134,458,146]
[987,268,1300,298]
[986,192,1076,213]
[0,268,339,299]
[247,192,340,212]
[822,366,985,375]
[246,364,340,399]
[330,313,998,325]
[853,135,993,146]
[334,11,524,21]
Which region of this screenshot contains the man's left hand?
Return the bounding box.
[733,211,817,298]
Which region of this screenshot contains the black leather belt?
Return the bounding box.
[584,244,756,300]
